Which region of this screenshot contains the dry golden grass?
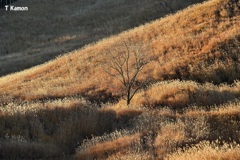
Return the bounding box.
[107,152,153,160]
[0,0,239,103]
[165,141,240,160]
[0,97,117,158]
[0,0,204,76]
[157,101,240,159]
[76,131,140,160]
[154,121,186,159]
[130,80,239,109]
[1,96,238,159]
[185,101,240,117]
[0,0,239,159]
[74,100,240,159]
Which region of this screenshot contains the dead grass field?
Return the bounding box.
[0,0,239,159]
[0,0,205,76]
[0,0,239,103]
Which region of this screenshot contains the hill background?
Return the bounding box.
[0,0,204,76]
[0,0,239,103]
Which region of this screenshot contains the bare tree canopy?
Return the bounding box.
[104,41,150,105]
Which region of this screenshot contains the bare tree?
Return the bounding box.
[104,41,149,106]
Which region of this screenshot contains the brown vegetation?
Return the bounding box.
[165,141,240,160]
[76,132,140,160]
[75,101,240,159]
[0,98,117,158]
[131,80,239,109]
[0,0,239,159]
[0,0,205,76]
[0,0,239,103]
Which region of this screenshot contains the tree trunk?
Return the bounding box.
[126,87,131,106]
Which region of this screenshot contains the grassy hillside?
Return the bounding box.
[0,0,205,76]
[0,0,239,102]
[0,0,239,159]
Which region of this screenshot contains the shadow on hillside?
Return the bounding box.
[0,105,117,159]
[1,98,239,159]
[0,101,146,159]
[0,0,18,9]
[74,105,240,159]
[0,0,206,76]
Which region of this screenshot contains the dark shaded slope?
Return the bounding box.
[0,0,18,9]
[0,0,205,76]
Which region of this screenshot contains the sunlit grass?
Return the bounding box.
[0,0,239,159]
[165,141,240,160]
[0,0,239,103]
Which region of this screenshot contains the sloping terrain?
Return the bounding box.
[0,0,239,102]
[0,0,205,76]
[0,0,239,159]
